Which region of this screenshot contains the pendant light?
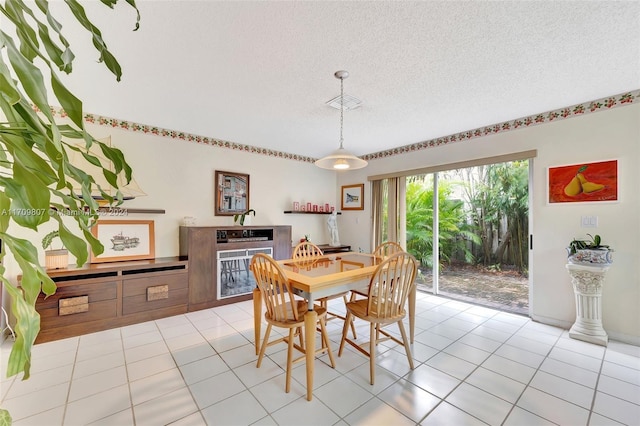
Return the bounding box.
[314,70,368,170]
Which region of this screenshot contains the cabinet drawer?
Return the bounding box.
[122,272,188,315]
[37,281,118,328]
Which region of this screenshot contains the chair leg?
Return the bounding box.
[297,326,304,348]
[369,323,376,385]
[319,317,336,368]
[286,328,295,393]
[397,320,414,370]
[342,294,357,339]
[257,324,272,368]
[338,311,352,356]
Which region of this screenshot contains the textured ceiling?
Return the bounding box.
[45,1,640,159]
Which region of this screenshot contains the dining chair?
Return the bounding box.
[351,241,405,300]
[292,242,357,339]
[338,251,418,385]
[373,241,404,258]
[250,253,335,393]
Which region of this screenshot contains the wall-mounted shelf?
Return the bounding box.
[283,211,340,215]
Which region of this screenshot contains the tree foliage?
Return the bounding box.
[459,161,529,271]
[405,161,529,274]
[0,1,140,421]
[405,178,480,268]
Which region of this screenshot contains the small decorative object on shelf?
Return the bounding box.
[283,211,340,215]
[42,230,68,270]
[567,234,613,265]
[327,211,340,247]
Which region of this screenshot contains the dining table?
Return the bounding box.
[252,252,416,401]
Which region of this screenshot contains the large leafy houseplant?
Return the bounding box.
[1,0,140,422]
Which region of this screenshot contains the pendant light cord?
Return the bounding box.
[339,76,344,149]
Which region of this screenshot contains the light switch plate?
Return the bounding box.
[581,216,598,228]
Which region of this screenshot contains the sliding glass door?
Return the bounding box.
[373,158,531,314]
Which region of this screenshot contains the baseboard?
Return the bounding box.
[532,313,639,346]
[530,313,572,330]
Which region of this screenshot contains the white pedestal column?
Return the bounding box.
[565,263,609,346]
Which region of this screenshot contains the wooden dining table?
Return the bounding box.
[252,252,416,401]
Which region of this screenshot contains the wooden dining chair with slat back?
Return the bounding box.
[351,241,405,300]
[338,251,418,385]
[292,242,357,339]
[250,253,335,393]
[374,241,404,258]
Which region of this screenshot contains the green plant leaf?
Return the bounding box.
[53,216,89,266]
[41,230,59,250]
[0,191,11,232]
[63,0,123,80]
[51,71,84,127]
[3,276,39,379]
[0,72,21,104]
[99,141,132,180]
[0,177,40,230]
[0,30,54,122]
[0,407,12,425]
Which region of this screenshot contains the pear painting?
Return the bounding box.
[563,166,605,196]
[549,160,618,203]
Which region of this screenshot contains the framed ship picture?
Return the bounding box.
[90,220,155,263]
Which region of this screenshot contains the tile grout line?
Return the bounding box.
[499,325,564,425]
[413,303,508,424]
[586,345,607,426]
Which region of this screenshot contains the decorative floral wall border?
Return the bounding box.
[363,90,639,161]
[48,89,639,164]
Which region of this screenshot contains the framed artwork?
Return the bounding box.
[215,171,249,216]
[341,184,364,210]
[548,160,618,204]
[90,220,155,263]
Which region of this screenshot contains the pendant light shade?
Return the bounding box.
[315,70,368,171]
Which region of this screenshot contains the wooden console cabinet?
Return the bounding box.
[32,257,188,343]
[179,225,292,310]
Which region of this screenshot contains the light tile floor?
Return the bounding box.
[1,293,639,425]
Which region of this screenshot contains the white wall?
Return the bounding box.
[337,104,640,344]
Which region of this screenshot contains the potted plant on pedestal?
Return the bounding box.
[42,231,69,270]
[565,233,612,346]
[567,234,613,265]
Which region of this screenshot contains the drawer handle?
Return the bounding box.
[59,296,89,316]
[147,284,169,301]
